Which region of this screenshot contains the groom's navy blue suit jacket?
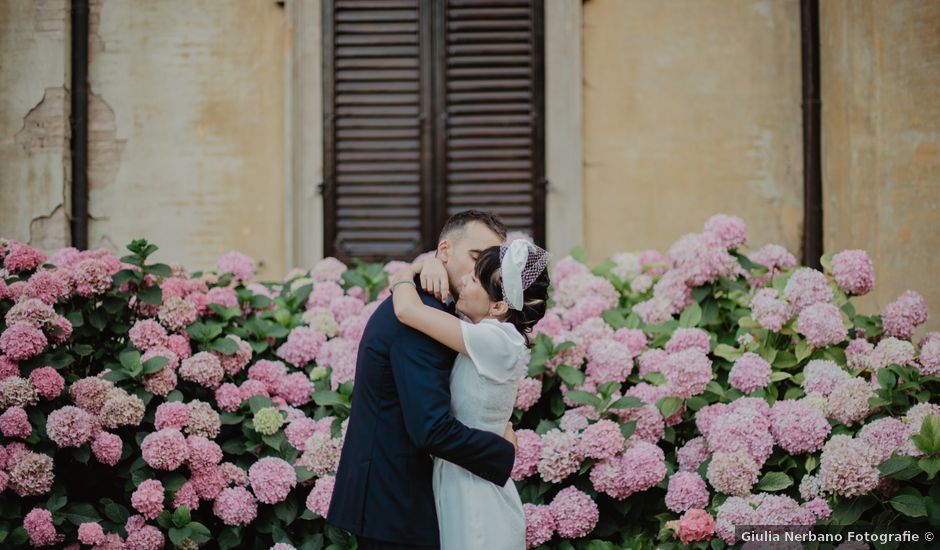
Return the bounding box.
[326,285,516,546]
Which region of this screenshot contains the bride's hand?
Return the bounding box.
[417,257,450,302]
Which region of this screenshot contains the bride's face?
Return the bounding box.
[455,272,495,323]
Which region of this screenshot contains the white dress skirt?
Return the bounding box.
[432,319,527,550]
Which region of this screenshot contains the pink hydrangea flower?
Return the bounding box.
[665,471,710,512]
[158,297,198,331]
[4,298,55,327]
[677,437,709,472]
[179,352,224,389]
[249,457,297,504]
[523,504,556,549]
[77,522,106,545]
[706,451,759,496]
[125,525,164,550]
[514,377,541,411]
[882,290,929,340]
[141,428,189,471]
[663,349,713,398]
[919,339,940,376]
[728,352,771,393]
[578,419,625,460]
[0,323,47,361]
[214,335,253,376]
[28,366,64,399]
[706,407,773,466]
[548,486,599,539]
[803,360,851,395]
[667,233,738,287]
[818,435,880,497]
[312,257,347,283]
[614,403,665,442]
[665,328,711,354]
[831,249,874,295]
[216,251,256,281]
[214,486,258,526]
[704,214,748,249]
[45,405,95,447]
[750,288,792,331]
[215,383,242,412]
[0,406,31,438]
[511,429,542,481]
[784,268,832,311]
[869,337,915,371]
[585,338,634,384]
[307,281,345,309]
[187,435,223,472]
[305,475,336,517]
[91,431,123,466]
[532,310,566,339]
[769,399,830,454]
[826,377,873,425]
[276,327,326,367]
[0,355,20,380]
[551,256,591,283]
[537,429,583,483]
[71,258,114,297]
[131,479,165,519]
[2,240,47,272]
[174,481,200,511]
[846,338,874,370]
[590,440,666,499]
[276,372,314,406]
[636,348,668,378]
[804,497,831,520]
[797,302,848,347]
[856,416,908,464]
[675,508,716,544]
[191,465,226,500]
[23,507,59,546]
[154,401,190,430]
[128,319,168,351]
[166,333,192,360]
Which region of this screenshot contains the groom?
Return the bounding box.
[327,210,518,549]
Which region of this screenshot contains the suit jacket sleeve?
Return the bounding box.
[389,315,516,486]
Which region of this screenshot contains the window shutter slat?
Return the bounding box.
[324,0,431,261]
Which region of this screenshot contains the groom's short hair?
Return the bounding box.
[438,210,508,243]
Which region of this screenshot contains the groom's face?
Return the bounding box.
[437,221,502,298]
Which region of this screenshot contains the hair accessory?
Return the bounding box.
[500,238,549,311]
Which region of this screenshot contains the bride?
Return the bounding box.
[388,238,551,550]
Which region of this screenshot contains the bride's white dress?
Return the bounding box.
[433,318,527,550]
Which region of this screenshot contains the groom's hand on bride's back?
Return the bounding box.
[503,422,518,454]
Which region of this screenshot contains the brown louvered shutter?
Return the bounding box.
[323,0,432,262]
[322,0,544,261]
[435,0,545,244]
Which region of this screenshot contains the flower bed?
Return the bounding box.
[0,214,938,549]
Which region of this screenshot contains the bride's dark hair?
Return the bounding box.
[474,245,550,346]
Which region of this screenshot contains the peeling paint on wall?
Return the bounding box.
[34,0,67,34]
[14,87,70,155]
[88,92,126,193]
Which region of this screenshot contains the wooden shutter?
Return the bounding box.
[435,0,545,244]
[322,0,432,262]
[322,0,545,261]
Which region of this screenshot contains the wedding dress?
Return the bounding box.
[433,318,527,550]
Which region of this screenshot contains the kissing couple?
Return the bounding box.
[327,210,551,550]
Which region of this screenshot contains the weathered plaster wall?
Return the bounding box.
[581,0,804,262]
[821,0,940,333]
[86,0,288,278]
[0,0,72,250]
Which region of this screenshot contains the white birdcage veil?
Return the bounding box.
[499,239,550,311]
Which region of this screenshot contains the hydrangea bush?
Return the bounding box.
[1,213,939,549]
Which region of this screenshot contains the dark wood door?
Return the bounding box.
[323,0,544,262]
